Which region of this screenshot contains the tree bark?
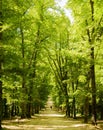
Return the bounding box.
[20,25,27,118]
[0,0,3,128]
[63,82,70,117]
[26,83,33,118]
[0,81,2,129]
[85,0,97,125]
[90,0,97,124]
[84,96,89,123]
[90,48,97,124]
[26,101,31,118]
[72,82,76,119]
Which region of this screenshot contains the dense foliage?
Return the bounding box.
[0,0,103,128]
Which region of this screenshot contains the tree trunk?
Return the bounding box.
[11,103,15,117]
[86,0,97,125]
[84,96,89,123]
[89,37,97,125]
[65,98,70,117]
[21,72,27,118]
[100,109,103,120]
[26,85,33,118]
[91,58,97,124]
[63,83,70,117]
[0,81,2,129]
[72,97,76,119]
[27,58,37,117]
[20,25,27,118]
[2,98,8,118]
[72,82,76,119]
[35,105,40,114]
[26,102,31,118]
[98,97,103,120]
[0,0,3,128]
[90,0,97,124]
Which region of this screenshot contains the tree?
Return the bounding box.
[46,13,72,117]
[85,0,103,124]
[0,0,3,128]
[1,0,56,119]
[67,0,103,123]
[1,0,103,126]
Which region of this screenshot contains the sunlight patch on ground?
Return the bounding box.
[22,124,68,130]
[36,125,68,130]
[71,124,88,127]
[63,120,81,123]
[2,97,103,130]
[3,125,22,129]
[39,113,65,117]
[3,123,101,130]
[37,128,55,130]
[3,118,30,124]
[2,124,73,130]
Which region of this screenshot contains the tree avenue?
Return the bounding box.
[0,0,103,129]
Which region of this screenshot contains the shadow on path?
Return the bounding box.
[2,97,103,130]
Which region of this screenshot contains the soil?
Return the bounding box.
[2,98,103,130]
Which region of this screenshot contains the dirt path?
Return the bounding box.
[2,98,102,130]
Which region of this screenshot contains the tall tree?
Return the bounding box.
[67,0,103,123]
[86,0,96,124]
[46,14,72,117]
[20,23,27,118]
[86,0,103,124]
[0,0,3,128]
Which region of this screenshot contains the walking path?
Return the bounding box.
[2,97,102,130]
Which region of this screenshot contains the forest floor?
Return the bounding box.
[2,98,103,130]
